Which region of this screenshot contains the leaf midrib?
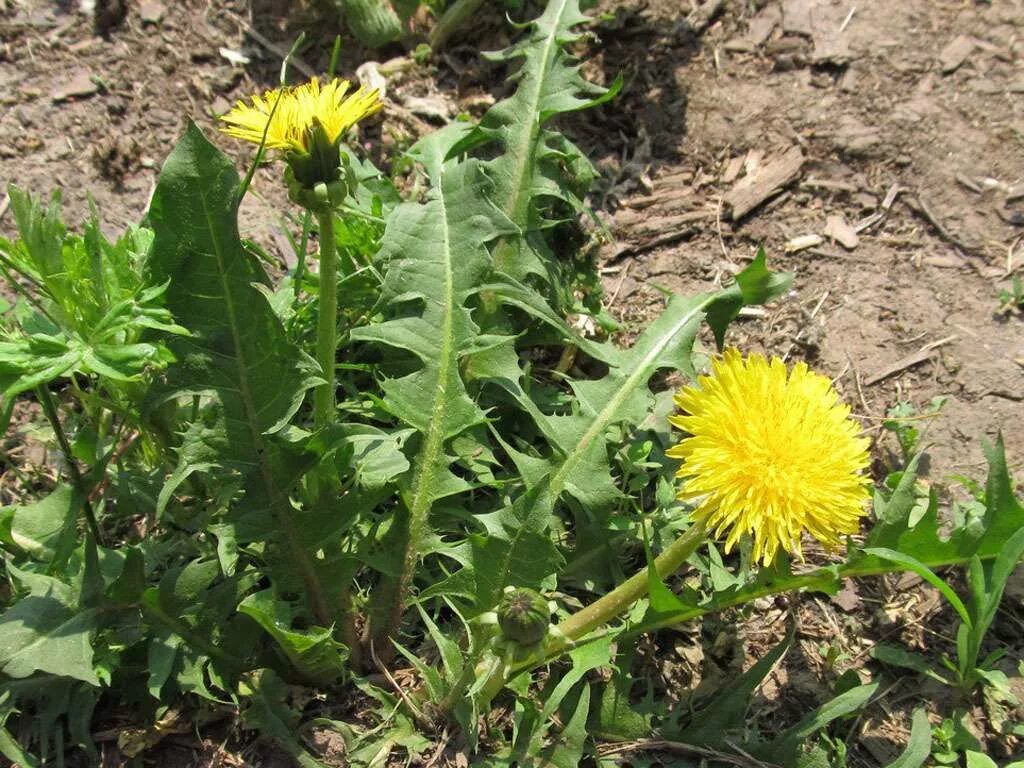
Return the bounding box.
[197,186,270,475]
[488,295,710,601]
[494,0,570,269]
[406,174,456,529]
[547,296,710,498]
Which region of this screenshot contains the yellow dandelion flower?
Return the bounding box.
[219,77,382,154]
[666,348,870,565]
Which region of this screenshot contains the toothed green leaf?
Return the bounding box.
[351,124,516,588]
[454,0,621,286]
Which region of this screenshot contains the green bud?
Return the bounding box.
[497,587,551,646]
[283,120,355,213]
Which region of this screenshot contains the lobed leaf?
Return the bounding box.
[458,258,792,611]
[350,124,517,612]
[453,0,621,285]
[238,589,348,682]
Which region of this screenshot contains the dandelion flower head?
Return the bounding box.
[667,349,870,565]
[219,77,382,154]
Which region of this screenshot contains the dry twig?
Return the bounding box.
[864,335,957,386]
[904,195,982,256]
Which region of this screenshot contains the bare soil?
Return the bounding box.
[1,0,1023,765]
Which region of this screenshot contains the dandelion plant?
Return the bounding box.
[0,1,1020,765]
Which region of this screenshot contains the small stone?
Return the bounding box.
[854,192,877,210]
[837,67,859,93]
[830,115,881,156]
[52,71,99,102]
[785,234,824,253]
[139,0,165,24]
[832,581,861,612]
[402,95,451,122]
[723,38,757,53]
[745,3,781,45]
[106,96,128,116]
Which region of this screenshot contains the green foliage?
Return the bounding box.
[883,709,931,768]
[881,396,946,466]
[454,0,621,302]
[868,521,1024,694]
[997,274,1023,316]
[0,187,185,401]
[0,1,1021,765]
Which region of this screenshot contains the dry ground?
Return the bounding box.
[1,0,1023,765]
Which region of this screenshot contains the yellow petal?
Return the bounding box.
[668,348,870,565]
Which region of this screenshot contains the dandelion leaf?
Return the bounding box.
[350,123,516,554]
[0,570,99,685]
[456,0,620,284]
[147,122,325,614]
[462,258,791,611]
[858,436,1023,570]
[238,590,348,682]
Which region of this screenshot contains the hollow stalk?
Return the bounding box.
[555,519,708,646]
[478,520,709,701]
[314,209,338,429]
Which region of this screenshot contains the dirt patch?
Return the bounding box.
[585,0,1024,483]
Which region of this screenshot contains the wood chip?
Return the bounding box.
[724,145,804,221]
[786,234,824,252]
[824,214,860,249]
[939,35,976,74]
[954,173,983,194]
[609,210,715,259]
[854,183,902,233]
[721,156,744,184]
[51,71,99,102]
[746,3,781,45]
[743,149,765,177]
[923,255,965,269]
[864,349,936,386]
[781,0,813,36]
[864,336,956,386]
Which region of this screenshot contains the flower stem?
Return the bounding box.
[314,209,338,429]
[478,520,709,697]
[554,519,708,648]
[35,385,103,544]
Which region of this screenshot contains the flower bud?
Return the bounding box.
[497,587,551,646]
